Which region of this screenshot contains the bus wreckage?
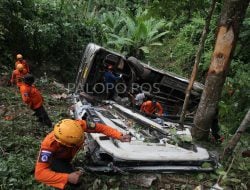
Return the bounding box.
[71,43,218,173]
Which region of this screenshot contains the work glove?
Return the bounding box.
[120,134,131,142]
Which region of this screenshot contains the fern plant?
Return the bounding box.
[99,8,169,58]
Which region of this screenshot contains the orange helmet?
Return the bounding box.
[16,54,23,59]
[53,119,84,147]
[16,64,24,71]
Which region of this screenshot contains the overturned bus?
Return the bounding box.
[71,43,218,172]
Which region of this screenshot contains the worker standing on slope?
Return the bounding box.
[15,54,30,73]
[35,119,131,189]
[10,64,28,87]
[20,74,52,127]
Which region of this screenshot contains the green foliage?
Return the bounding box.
[171,11,219,78]
[149,0,210,21]
[0,83,71,189]
[0,0,90,82]
[98,8,168,58]
[214,144,250,190]
[201,162,212,169]
[218,10,250,132]
[157,13,205,76]
[235,9,250,62]
[0,87,46,189]
[219,60,250,133]
[0,1,249,188]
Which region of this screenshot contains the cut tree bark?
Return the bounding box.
[192,0,250,139]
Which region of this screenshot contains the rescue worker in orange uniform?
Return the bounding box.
[140,99,164,116]
[10,64,28,87]
[20,74,52,127]
[15,54,30,73]
[35,119,131,189]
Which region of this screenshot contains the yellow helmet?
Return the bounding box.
[16,54,23,59]
[54,119,84,147]
[16,63,24,71]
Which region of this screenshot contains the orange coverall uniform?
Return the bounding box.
[140,100,163,116]
[15,60,30,73]
[19,83,43,109]
[19,83,52,127]
[35,120,123,189]
[10,69,28,87]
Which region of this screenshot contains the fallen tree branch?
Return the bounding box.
[221,109,250,160]
[217,155,236,185]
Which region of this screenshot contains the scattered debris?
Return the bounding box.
[130,174,157,188]
[194,185,203,190]
[210,183,224,190]
[52,81,65,90]
[51,93,68,100]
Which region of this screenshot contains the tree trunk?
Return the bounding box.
[180,0,216,126]
[192,0,250,139]
[221,109,250,159]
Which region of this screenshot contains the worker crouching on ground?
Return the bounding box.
[20,74,52,127]
[10,64,28,87]
[140,99,164,117]
[35,119,131,189]
[15,54,30,73]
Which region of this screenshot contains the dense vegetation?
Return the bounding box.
[0,0,249,189]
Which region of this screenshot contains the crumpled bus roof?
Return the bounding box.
[71,43,218,172]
